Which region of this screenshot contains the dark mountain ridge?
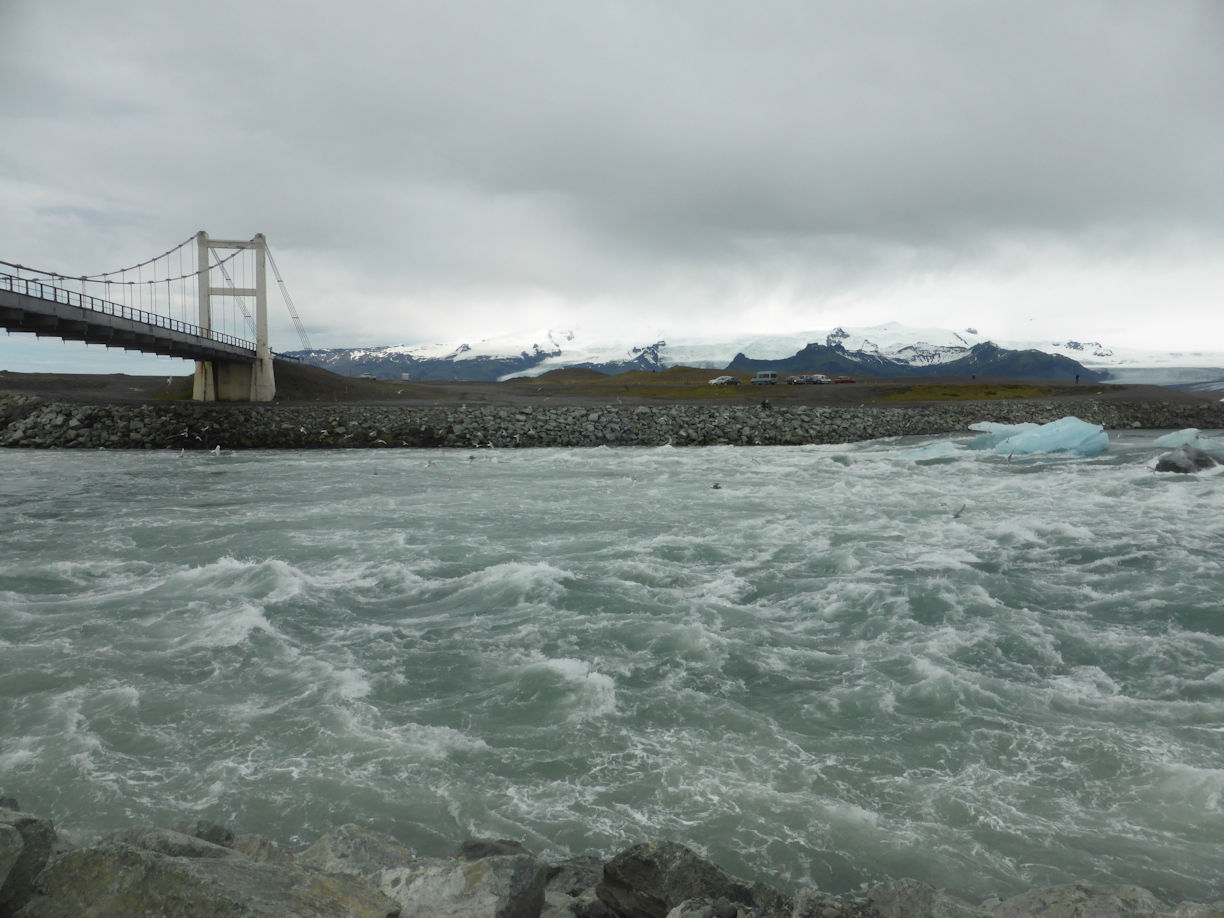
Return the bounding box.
[287,338,1101,382]
[727,341,1105,381]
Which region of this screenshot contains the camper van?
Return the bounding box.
[750,371,779,385]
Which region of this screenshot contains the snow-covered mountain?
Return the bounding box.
[284,322,1224,386]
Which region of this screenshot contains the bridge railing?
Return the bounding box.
[0,272,255,352]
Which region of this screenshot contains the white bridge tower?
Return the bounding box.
[192,231,275,402]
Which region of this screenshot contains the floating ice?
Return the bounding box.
[966,421,1039,450]
[972,416,1109,457]
[1153,428,1224,456]
[1154,429,1201,448]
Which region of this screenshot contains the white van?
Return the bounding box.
[751,371,779,385]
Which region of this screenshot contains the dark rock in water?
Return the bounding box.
[1155,444,1218,473]
[981,881,1168,917]
[0,808,57,917]
[16,841,400,918]
[664,899,742,918]
[542,854,612,918]
[298,823,416,875]
[792,887,878,917]
[230,834,295,865]
[866,877,988,917]
[596,841,790,918]
[174,819,236,848]
[459,838,531,860]
[301,826,546,918]
[0,826,21,913]
[0,799,18,813]
[104,826,235,859]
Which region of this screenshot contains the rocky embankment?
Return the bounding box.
[3,393,1223,449]
[2,802,1221,918]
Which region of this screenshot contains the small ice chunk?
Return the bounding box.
[967,421,1039,450]
[1154,429,1200,448]
[1153,428,1224,456]
[987,416,1109,457]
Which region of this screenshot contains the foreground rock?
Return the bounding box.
[0,806,57,917]
[1154,444,1219,473]
[298,826,546,918]
[17,837,400,917]
[596,841,791,918]
[4,798,1223,918]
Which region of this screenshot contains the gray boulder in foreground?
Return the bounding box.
[866,878,990,918]
[15,839,400,917]
[300,825,546,918]
[980,882,1224,918]
[541,854,612,917]
[596,841,791,918]
[1155,444,1218,473]
[298,823,417,876]
[0,806,57,918]
[5,799,1224,918]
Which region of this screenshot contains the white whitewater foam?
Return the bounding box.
[513,656,618,721]
[169,602,280,650]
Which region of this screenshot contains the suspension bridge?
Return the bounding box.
[0,232,311,401]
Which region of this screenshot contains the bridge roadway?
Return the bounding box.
[0,272,256,363]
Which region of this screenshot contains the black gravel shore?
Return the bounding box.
[2,391,1222,450]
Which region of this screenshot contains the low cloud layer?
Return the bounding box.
[2,0,1222,368]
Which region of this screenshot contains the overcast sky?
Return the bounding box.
[2,0,1222,373]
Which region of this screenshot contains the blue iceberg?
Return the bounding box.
[1154,429,1201,448]
[1153,428,1224,458]
[970,416,1109,457]
[965,421,1039,450]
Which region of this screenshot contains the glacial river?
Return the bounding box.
[1,432,1221,903]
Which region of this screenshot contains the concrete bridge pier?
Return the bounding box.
[192,231,276,402]
[192,355,275,401]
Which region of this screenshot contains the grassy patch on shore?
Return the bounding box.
[514,366,754,399]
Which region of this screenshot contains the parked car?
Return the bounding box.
[708,375,741,386]
[787,374,833,385]
[750,371,779,385]
[833,376,856,384]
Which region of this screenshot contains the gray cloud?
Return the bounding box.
[2,0,1222,355]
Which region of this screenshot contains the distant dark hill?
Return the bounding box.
[938,342,1104,380]
[726,341,1104,381]
[284,341,667,382]
[284,347,553,382]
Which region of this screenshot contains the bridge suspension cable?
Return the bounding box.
[2,232,313,354]
[0,242,249,287]
[204,243,311,350]
[265,244,311,350]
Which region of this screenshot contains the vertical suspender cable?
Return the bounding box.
[265,244,312,350]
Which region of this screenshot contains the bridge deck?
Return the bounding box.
[0,274,256,363]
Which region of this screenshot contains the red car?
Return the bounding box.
[832,376,856,384]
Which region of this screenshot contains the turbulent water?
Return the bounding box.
[2,433,1222,904]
